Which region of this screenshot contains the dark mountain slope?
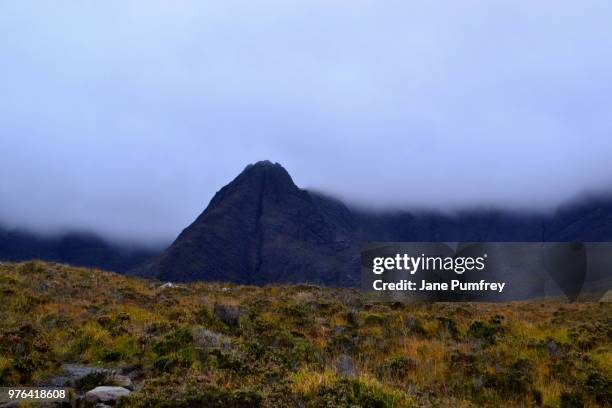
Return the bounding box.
[353,210,546,242]
[0,228,158,272]
[137,161,612,285]
[544,196,612,241]
[135,161,359,285]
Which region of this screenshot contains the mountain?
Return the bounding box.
[544,196,612,241]
[2,160,609,284]
[135,161,612,285]
[134,161,359,285]
[0,228,159,272]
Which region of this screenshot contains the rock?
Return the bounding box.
[472,375,483,391]
[41,364,115,388]
[192,327,231,349]
[546,340,559,355]
[335,354,356,377]
[545,339,567,358]
[85,386,130,403]
[159,282,178,289]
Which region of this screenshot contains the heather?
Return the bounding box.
[0,261,610,407]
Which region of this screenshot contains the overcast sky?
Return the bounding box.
[1,1,612,244]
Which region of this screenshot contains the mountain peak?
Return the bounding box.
[137,160,357,285]
[239,160,292,180]
[229,160,297,195]
[203,161,297,210]
[245,160,283,170]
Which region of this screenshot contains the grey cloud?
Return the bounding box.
[1,1,612,243]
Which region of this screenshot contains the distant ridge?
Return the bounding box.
[0,228,159,272]
[134,161,612,285]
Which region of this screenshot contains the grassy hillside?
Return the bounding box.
[0,261,610,407]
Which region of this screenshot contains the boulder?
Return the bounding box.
[85,386,130,403]
[335,354,356,377]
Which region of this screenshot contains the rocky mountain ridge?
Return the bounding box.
[135,161,612,285]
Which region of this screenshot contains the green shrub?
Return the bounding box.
[467,315,504,345]
[309,377,414,408]
[560,391,584,408]
[484,359,540,403]
[584,367,612,405]
[153,355,181,373]
[437,317,459,338]
[117,385,263,408]
[153,327,193,355]
[377,356,416,379]
[194,305,214,325]
[76,370,110,390]
[363,313,387,326]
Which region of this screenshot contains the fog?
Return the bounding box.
[1,1,612,243]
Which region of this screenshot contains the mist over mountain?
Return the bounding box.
[132,161,612,286]
[3,2,612,243]
[2,161,611,283]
